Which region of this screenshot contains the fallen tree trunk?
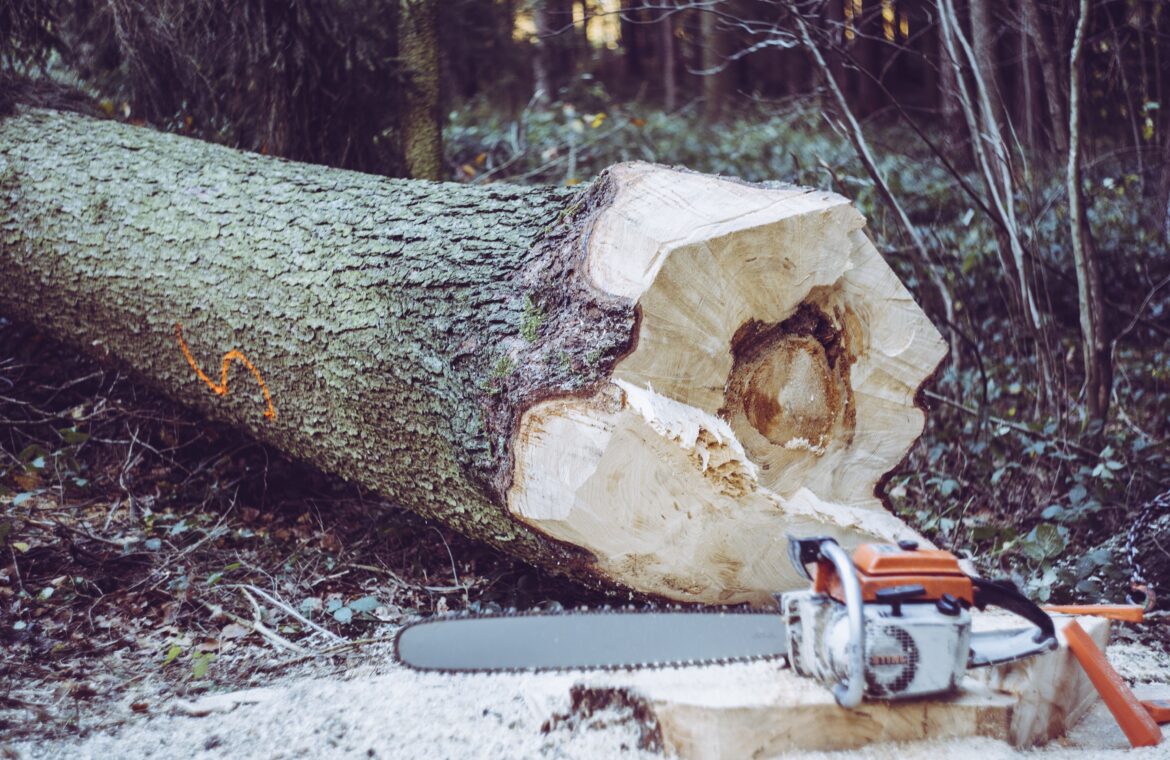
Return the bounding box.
[0,108,947,604]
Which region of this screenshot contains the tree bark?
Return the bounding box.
[399,0,443,180]
[0,109,945,604]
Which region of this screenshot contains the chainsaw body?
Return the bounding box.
[780,537,1058,706]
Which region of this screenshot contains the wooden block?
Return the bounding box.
[968,613,1110,747]
[565,614,1110,758]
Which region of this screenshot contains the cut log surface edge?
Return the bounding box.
[0,108,947,604]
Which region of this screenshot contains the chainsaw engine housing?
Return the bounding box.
[781,590,972,699]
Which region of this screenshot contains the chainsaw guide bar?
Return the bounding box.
[393,606,787,674]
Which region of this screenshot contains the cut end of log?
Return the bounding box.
[507,164,947,603]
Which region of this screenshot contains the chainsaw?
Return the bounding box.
[394,536,1059,708]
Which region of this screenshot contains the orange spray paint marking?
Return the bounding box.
[174,322,277,420]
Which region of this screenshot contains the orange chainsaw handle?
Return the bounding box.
[1064,620,1162,747]
[1043,604,1146,623]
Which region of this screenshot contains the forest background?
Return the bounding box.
[1,0,1169,731]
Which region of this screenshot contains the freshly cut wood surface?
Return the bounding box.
[584,166,944,509]
[509,165,947,602]
[567,614,1110,758]
[508,381,923,603]
[0,110,945,602]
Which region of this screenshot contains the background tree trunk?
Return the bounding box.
[1067,0,1111,423]
[935,2,967,163]
[0,109,945,604]
[700,7,730,122]
[823,0,849,117]
[852,0,885,117]
[399,0,443,180]
[1020,0,1068,153]
[967,0,1003,132]
[620,0,643,79]
[659,3,677,110]
[1017,9,1036,151]
[1160,124,1170,245]
[533,0,577,104]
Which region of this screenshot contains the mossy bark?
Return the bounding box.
[399,0,443,180]
[0,108,634,576]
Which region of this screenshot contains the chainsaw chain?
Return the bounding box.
[392,604,786,675]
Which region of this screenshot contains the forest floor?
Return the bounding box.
[1,304,1169,758]
[2,607,1170,759]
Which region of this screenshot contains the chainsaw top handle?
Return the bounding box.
[970,577,1056,643]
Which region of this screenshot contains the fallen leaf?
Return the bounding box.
[219,623,249,640]
[13,472,39,491]
[347,596,379,613]
[192,653,215,679]
[195,638,220,653]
